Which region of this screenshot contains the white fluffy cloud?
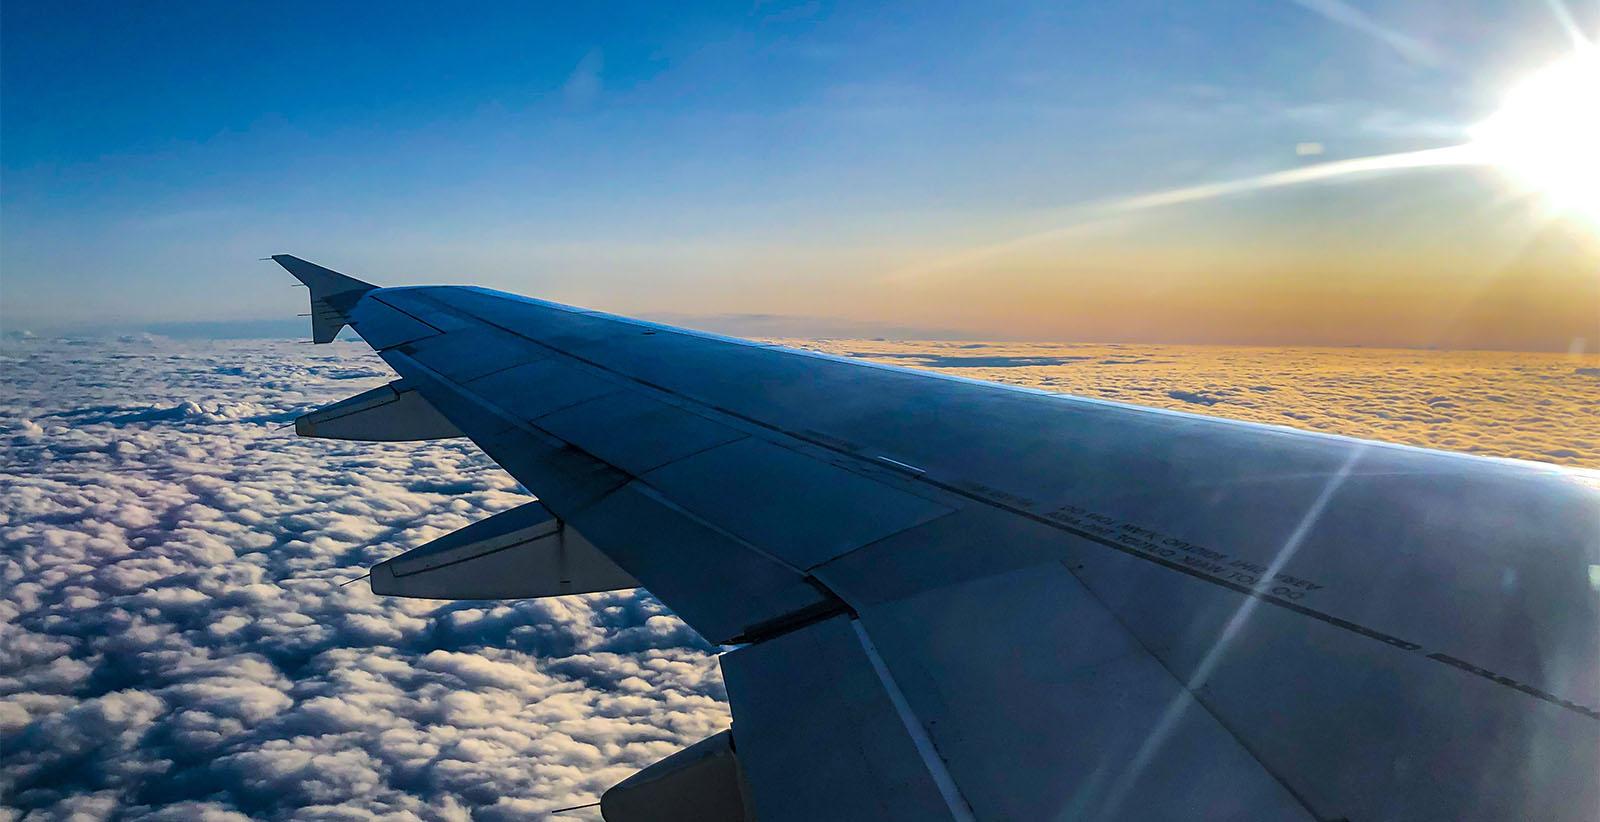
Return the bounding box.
[1,338,727,820]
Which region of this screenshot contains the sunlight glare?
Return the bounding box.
[1469,51,1600,224]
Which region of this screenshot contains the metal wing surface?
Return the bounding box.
[274,255,1600,822]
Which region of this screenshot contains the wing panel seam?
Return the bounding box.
[850,619,977,822]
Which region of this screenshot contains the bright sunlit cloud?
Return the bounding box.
[1469,50,1600,225]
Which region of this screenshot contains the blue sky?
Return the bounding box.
[3,1,1595,347]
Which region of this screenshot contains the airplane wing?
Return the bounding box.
[273,255,1599,822]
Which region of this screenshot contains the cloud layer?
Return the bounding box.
[807,340,1600,469]
[1,338,725,820]
[5,335,1596,819]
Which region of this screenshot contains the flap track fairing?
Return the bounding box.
[296,380,462,441]
[369,500,639,600]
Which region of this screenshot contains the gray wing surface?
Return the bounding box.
[275,256,1600,822]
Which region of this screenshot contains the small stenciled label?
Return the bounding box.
[1044,503,1328,601]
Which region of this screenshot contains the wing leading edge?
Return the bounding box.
[274,256,1600,822]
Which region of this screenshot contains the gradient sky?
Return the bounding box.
[3,0,1597,349]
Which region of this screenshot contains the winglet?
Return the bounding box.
[270,255,378,343]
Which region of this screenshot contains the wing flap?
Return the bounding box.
[1050,519,1600,820]
[566,481,838,644]
[720,614,961,822]
[474,426,630,514]
[850,563,1315,821]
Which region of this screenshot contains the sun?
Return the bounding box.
[1469,50,1600,224]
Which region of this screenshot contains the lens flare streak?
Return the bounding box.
[1106,145,1483,214]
